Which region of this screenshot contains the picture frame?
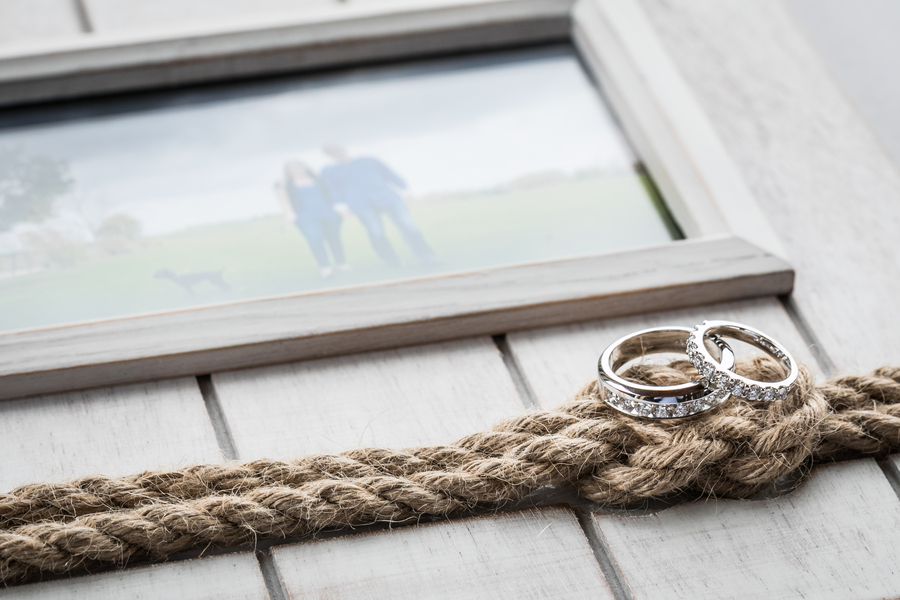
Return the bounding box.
[0,0,792,400]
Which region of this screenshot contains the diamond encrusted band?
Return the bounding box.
[687,320,798,402]
[598,327,736,419]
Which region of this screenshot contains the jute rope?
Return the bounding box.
[2,357,900,585]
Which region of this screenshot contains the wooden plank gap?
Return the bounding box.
[72,0,94,33]
[779,294,838,376]
[256,549,290,600]
[573,508,635,600]
[876,458,900,502]
[493,334,540,410]
[197,374,240,461]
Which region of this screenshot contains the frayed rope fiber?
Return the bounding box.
[3,357,900,584]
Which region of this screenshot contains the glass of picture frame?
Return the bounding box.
[0,45,680,332]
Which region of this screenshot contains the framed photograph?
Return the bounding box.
[0,0,791,400]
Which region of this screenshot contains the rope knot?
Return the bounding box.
[573,356,829,503]
[3,359,900,584]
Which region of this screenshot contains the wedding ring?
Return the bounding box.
[598,327,736,419]
[687,320,798,401]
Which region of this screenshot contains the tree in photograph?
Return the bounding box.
[19,229,84,268]
[95,213,143,255]
[0,145,73,232]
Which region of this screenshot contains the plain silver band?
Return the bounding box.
[598,326,736,419]
[687,320,799,402]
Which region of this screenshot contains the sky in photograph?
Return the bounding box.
[0,47,637,237]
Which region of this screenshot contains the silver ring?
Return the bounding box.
[687,320,798,401]
[598,327,736,419]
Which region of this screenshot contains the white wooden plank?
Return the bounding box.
[3,553,269,600]
[274,506,614,599]
[506,297,819,409]
[635,0,900,372]
[0,378,222,492]
[786,0,900,168]
[0,0,82,45]
[212,338,524,458]
[0,236,792,402]
[594,459,900,599]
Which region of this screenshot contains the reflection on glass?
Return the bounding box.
[0,46,680,332]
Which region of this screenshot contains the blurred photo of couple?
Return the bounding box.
[274,145,437,279]
[0,47,680,333]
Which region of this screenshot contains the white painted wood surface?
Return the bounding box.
[636,0,900,373]
[786,0,900,168]
[0,0,83,45]
[3,553,269,600]
[273,507,614,599]
[594,459,900,599]
[212,338,524,458]
[0,236,791,402]
[506,297,819,409]
[0,378,222,492]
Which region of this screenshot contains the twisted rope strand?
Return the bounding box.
[3,360,900,584]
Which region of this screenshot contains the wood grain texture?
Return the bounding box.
[212,338,524,458]
[0,236,792,402]
[636,0,900,373]
[595,459,900,599]
[273,506,614,599]
[3,553,269,600]
[0,0,83,45]
[0,378,222,492]
[506,297,819,409]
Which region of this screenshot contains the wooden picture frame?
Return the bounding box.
[0,0,792,400]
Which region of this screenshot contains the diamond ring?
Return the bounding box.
[687,320,798,402]
[598,326,736,419]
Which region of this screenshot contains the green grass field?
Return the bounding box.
[0,174,678,331]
